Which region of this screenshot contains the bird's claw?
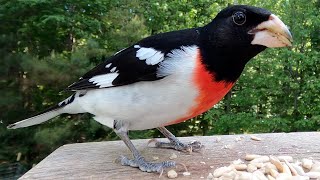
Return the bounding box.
[118,155,176,173]
[148,139,204,153]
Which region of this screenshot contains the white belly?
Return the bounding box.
[78,74,197,130]
[77,46,199,130]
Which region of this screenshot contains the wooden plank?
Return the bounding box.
[19,132,320,179]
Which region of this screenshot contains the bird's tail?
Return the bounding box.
[7,93,82,129]
[7,107,62,129]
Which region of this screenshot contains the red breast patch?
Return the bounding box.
[166,49,234,125]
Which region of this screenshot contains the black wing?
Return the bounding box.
[66,28,200,91]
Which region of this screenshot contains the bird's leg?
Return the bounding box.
[114,121,175,173]
[150,127,204,153]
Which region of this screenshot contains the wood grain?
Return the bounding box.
[19,132,320,180]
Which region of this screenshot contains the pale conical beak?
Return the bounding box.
[249,14,293,48]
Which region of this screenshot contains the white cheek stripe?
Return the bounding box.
[88,73,119,88]
[135,45,165,65]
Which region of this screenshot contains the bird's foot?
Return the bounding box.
[118,155,176,173]
[148,139,204,153]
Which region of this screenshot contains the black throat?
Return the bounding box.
[198,27,266,82]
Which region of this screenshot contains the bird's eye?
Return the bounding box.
[232,11,246,25]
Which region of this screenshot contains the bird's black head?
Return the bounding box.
[204,5,292,48]
[200,5,293,82]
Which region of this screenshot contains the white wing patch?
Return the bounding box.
[105,63,112,68]
[134,45,165,65]
[88,73,119,88]
[157,46,198,77]
[110,67,117,72]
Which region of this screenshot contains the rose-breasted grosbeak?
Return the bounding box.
[8,5,292,173]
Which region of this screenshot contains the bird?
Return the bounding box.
[7,5,292,173]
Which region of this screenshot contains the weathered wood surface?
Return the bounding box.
[20,132,320,180]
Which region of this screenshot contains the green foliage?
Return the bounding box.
[0,0,319,175]
[142,0,231,33]
[0,0,110,56]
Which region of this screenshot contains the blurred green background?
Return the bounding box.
[0,0,319,178]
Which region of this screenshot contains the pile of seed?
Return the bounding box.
[209,154,320,180]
